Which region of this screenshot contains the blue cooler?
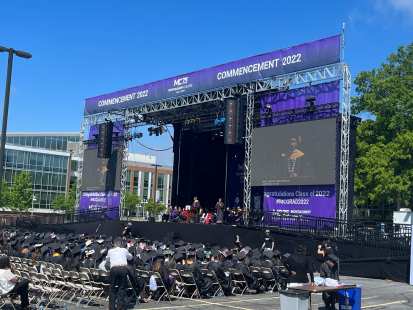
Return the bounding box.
[337,287,361,310]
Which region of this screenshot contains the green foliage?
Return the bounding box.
[9,172,33,211]
[51,183,76,212]
[123,191,141,216]
[144,198,165,217]
[353,43,413,210]
[51,194,67,211]
[0,182,11,208]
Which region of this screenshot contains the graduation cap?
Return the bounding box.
[174,252,185,262]
[163,249,175,256]
[40,246,49,256]
[196,249,205,260]
[263,250,274,259]
[238,251,248,260]
[72,245,82,256]
[174,240,185,247]
[97,239,105,244]
[85,249,95,257]
[327,254,339,263]
[50,243,61,251]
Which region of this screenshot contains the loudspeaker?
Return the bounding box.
[224,97,241,144]
[97,122,113,158]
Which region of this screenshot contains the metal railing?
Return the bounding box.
[63,207,119,224]
[262,212,411,256]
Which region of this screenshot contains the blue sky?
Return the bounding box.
[0,0,412,165]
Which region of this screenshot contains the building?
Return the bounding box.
[125,153,173,205]
[3,132,172,210]
[4,132,80,210]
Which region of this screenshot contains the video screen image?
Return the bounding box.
[81,148,122,192]
[251,118,336,186]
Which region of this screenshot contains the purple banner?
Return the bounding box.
[260,81,339,126]
[85,35,341,115]
[79,191,120,220]
[263,185,336,219]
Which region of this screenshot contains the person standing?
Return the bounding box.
[192,196,201,223]
[215,198,224,224]
[106,238,134,310]
[284,245,314,287]
[320,254,339,310]
[261,229,275,251]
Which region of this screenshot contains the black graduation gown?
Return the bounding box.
[208,261,232,295]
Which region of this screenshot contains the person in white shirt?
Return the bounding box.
[0,256,29,309]
[106,238,134,310]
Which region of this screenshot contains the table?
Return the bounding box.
[288,284,357,309]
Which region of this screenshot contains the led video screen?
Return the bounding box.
[251,118,336,186]
[81,148,122,192]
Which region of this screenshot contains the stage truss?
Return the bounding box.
[76,62,351,222]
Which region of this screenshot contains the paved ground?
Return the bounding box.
[63,276,413,310]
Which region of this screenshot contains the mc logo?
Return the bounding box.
[173,77,189,87]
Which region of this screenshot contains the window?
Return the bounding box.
[133,171,140,195]
[157,174,165,203]
[125,170,131,191]
[143,172,149,201]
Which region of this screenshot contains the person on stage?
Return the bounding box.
[192,196,201,223]
[215,198,224,224]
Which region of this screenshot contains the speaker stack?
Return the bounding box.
[224,97,241,144]
[97,122,113,158]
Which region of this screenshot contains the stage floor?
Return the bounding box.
[66,276,412,309]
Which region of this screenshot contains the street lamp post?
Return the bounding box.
[151,164,161,202]
[0,46,31,198]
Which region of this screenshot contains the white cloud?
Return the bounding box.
[375,0,413,18]
[387,0,413,17]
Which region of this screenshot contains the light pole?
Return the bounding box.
[151,164,161,202]
[0,46,31,197]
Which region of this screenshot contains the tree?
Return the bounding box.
[51,194,67,211]
[353,43,413,212]
[0,182,11,209]
[9,172,33,211]
[123,191,141,217]
[144,198,166,219]
[51,183,76,212]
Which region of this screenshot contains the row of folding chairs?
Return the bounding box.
[9,256,107,308]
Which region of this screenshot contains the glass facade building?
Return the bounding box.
[3,133,80,209]
[3,133,173,211]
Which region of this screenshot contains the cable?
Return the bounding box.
[164,125,174,142]
[135,140,173,152]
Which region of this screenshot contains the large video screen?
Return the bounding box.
[251,118,336,186]
[81,148,122,192]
